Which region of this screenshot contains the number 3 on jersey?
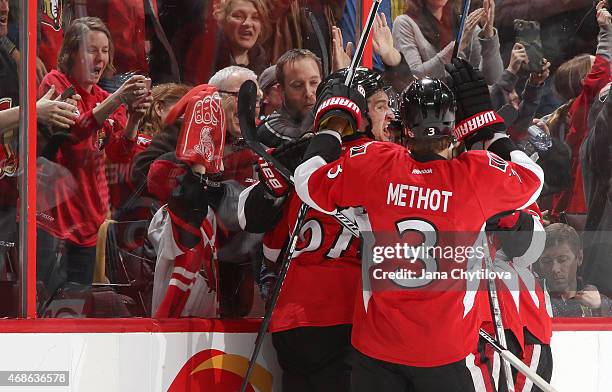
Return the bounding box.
[391,219,439,288]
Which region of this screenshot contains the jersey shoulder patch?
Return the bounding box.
[348,141,376,158]
[486,151,508,173]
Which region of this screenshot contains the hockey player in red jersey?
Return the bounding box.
[481,206,553,391]
[239,67,394,391]
[293,58,544,391]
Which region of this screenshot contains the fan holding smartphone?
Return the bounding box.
[513,19,546,73]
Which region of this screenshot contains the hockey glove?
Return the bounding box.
[312,79,367,136]
[257,138,310,197]
[168,168,224,248]
[258,263,277,303]
[444,58,506,149]
[486,210,535,258]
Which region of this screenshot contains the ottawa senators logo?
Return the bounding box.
[168,349,273,392]
[41,0,63,32]
[487,151,508,173]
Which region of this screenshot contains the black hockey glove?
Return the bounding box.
[445,58,506,149]
[258,263,277,303]
[312,78,367,136]
[486,210,535,259]
[257,137,311,197]
[168,168,224,248]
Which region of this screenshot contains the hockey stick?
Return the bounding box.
[344,0,382,86]
[237,80,360,238]
[239,204,309,392]
[479,329,558,392]
[452,0,472,58]
[482,235,516,392]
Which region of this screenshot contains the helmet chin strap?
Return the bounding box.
[362,115,375,138]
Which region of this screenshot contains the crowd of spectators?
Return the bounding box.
[0,0,610,319]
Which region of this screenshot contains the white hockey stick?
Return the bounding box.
[482,235,516,392]
[479,329,558,392]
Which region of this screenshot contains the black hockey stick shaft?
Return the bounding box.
[239,203,310,392]
[479,329,558,392]
[452,0,472,58]
[482,235,515,392]
[237,80,360,238]
[345,0,382,86]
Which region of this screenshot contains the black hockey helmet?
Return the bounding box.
[400,78,456,140]
[317,66,388,102]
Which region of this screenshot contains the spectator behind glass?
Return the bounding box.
[140,83,191,138]
[36,17,152,315]
[255,49,322,147]
[209,65,261,147]
[108,83,190,223]
[538,223,612,317]
[392,0,502,84]
[546,1,611,219]
[258,65,282,117]
[580,81,612,295]
[212,0,270,77]
[490,42,551,136]
[209,66,263,317]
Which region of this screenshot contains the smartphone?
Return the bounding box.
[59,86,76,101]
[514,19,544,73]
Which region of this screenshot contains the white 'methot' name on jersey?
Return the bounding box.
[386,183,453,212]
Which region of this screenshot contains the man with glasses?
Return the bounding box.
[208,65,264,317]
[209,65,262,145]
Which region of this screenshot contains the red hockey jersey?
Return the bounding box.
[265,137,368,333]
[295,137,543,367]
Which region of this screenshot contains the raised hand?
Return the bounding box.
[36,86,79,129]
[331,26,353,72]
[459,8,485,54]
[528,58,551,86]
[597,0,611,27]
[480,0,496,38]
[373,13,401,66]
[507,43,529,75]
[115,75,149,109]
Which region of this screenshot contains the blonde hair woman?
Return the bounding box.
[212,0,271,76]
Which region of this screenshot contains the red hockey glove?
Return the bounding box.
[258,155,289,197]
[312,78,367,135]
[173,85,226,173]
[445,58,506,149]
[257,137,310,196]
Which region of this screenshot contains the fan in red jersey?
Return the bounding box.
[148,86,226,318]
[480,205,553,392]
[293,58,543,392]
